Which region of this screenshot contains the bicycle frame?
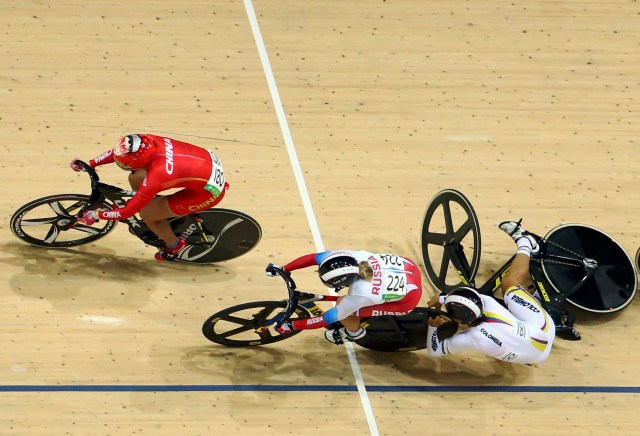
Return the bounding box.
[75,160,213,245]
[202,267,450,350]
[442,236,593,340]
[443,237,595,302]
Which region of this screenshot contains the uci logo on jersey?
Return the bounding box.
[164,138,174,175]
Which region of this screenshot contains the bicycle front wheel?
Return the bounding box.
[202,300,311,346]
[542,224,637,313]
[10,194,117,247]
[421,189,481,293]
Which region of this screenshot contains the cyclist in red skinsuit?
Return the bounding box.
[71,133,228,261]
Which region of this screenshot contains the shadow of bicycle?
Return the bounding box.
[179,337,529,387]
[0,241,237,310]
[180,338,373,386]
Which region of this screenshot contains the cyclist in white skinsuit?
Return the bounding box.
[426,220,556,365]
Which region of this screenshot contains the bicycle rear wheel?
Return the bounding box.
[542,224,637,313]
[172,209,262,263]
[202,300,311,346]
[10,194,117,247]
[421,189,481,294]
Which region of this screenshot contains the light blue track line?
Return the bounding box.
[2,385,639,393]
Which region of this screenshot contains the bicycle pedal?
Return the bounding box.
[140,231,164,247]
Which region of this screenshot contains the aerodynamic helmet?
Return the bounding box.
[444,286,484,324]
[113,134,158,170]
[318,253,360,289]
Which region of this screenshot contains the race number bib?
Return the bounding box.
[204,150,225,198]
[382,271,407,301]
[377,254,408,301]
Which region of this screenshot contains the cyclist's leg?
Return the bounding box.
[168,183,227,217]
[501,253,534,297]
[142,185,227,247]
[128,169,147,191]
[138,197,179,246]
[503,285,554,334]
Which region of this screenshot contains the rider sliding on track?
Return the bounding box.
[426,221,556,365]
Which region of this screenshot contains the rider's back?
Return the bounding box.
[436,295,555,365]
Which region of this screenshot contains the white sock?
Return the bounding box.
[516,238,532,256]
[346,327,364,337]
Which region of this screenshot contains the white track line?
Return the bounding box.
[242,2,379,434]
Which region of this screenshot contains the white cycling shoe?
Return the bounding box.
[499,220,540,256]
[324,327,366,345]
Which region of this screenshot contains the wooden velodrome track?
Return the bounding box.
[1,1,639,434]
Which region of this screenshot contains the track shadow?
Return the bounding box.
[0,241,236,310]
[180,337,530,387]
[354,347,530,386]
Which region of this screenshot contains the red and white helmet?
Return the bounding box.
[113,134,158,170]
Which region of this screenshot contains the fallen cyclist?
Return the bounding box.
[425,221,556,365]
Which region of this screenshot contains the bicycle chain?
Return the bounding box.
[538,236,584,267]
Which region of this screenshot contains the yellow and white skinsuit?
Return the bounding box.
[427,287,555,365]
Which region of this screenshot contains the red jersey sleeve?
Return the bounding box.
[89,149,115,167]
[97,177,157,221]
[284,253,319,272]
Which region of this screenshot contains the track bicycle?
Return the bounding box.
[10,160,262,263]
[420,188,637,340]
[202,266,457,352]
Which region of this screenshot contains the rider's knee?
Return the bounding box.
[128,169,146,190]
[501,277,517,293]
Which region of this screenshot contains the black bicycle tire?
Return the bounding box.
[202,300,310,347]
[542,224,637,313]
[173,209,262,264]
[10,194,117,248]
[420,189,481,294]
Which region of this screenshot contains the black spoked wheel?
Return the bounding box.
[542,224,637,313]
[202,301,311,347]
[172,209,262,263]
[10,194,117,247]
[421,189,481,294]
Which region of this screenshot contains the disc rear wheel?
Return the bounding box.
[172,209,262,263]
[542,224,637,313]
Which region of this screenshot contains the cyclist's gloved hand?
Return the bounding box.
[70,158,85,172]
[265,263,283,277]
[78,209,100,225]
[275,319,294,335]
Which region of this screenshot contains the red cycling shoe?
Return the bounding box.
[155,238,187,261]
